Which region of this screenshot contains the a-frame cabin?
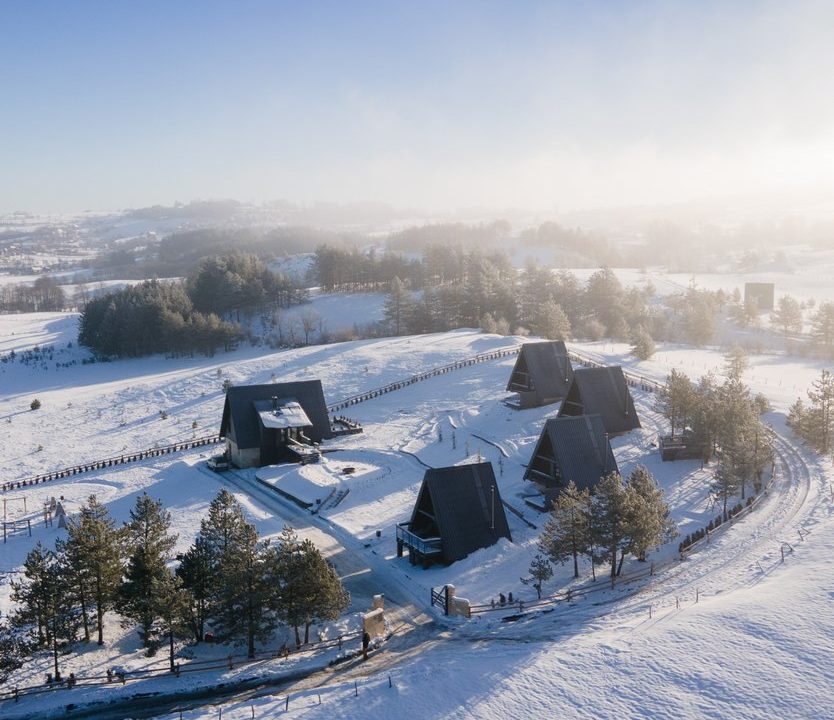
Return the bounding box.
[557,366,640,436]
[396,462,512,567]
[220,381,333,468]
[524,415,618,503]
[506,341,574,409]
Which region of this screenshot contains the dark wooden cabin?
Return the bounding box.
[396,462,512,567]
[524,414,618,504]
[506,341,574,409]
[220,381,333,468]
[557,366,640,436]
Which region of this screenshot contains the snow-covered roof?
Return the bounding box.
[254,399,312,430]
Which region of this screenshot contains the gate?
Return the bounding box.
[431,585,450,615]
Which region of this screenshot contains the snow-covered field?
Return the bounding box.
[1,281,833,718]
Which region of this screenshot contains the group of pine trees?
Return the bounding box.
[377,261,656,351]
[3,490,349,679]
[529,467,676,595]
[79,252,305,358]
[655,351,773,518]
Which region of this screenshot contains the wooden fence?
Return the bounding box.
[0,435,223,493]
[326,347,521,412]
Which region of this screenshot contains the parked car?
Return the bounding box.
[207,454,230,471]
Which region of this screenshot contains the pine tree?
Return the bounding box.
[119,493,177,649]
[625,466,676,561]
[806,369,834,452]
[199,489,254,640]
[296,543,349,644]
[539,481,591,578]
[56,534,91,643]
[154,570,191,671]
[63,495,124,645]
[812,302,834,356]
[630,325,655,360]
[521,553,553,599]
[787,398,808,439]
[10,543,53,646]
[11,544,79,679]
[711,461,742,520]
[689,372,720,460]
[771,295,803,337]
[655,368,694,436]
[266,527,347,648]
[383,277,413,336]
[216,522,273,658]
[177,537,213,642]
[534,300,571,341]
[723,345,749,380]
[588,473,633,580]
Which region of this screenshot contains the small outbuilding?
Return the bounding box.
[557,366,640,436]
[220,381,333,468]
[744,282,775,312]
[524,414,618,504]
[506,340,574,409]
[396,462,511,567]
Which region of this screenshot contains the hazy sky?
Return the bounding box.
[2,0,834,215]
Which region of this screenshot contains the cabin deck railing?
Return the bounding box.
[396,522,443,555]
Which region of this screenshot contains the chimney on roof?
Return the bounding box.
[272,396,278,411]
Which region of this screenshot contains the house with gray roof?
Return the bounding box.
[524,414,618,503]
[506,341,574,408]
[557,366,640,436]
[396,462,511,567]
[220,381,333,468]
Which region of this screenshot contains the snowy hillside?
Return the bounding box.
[1,309,833,719]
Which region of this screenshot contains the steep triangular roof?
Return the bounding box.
[506,341,574,404]
[409,462,511,563]
[524,414,618,492]
[220,381,332,448]
[557,366,640,435]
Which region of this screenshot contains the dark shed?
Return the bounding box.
[524,414,618,501]
[397,462,511,565]
[557,366,640,436]
[744,282,775,312]
[506,341,574,409]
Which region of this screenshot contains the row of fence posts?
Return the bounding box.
[1,436,222,493]
[179,674,396,719]
[327,347,519,413]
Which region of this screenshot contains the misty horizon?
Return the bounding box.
[3,1,834,221]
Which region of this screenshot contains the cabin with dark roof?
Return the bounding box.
[557,366,640,436]
[396,462,511,567]
[524,415,618,504]
[220,381,333,468]
[506,341,574,409]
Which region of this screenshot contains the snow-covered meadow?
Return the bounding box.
[1,281,833,718]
